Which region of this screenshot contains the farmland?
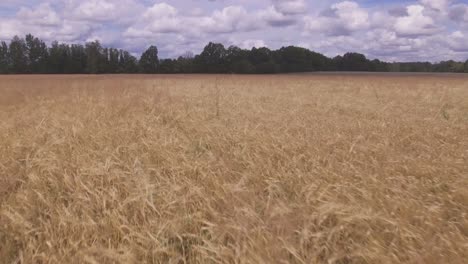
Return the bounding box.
[0,74,467,263]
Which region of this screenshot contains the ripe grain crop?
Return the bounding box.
[0,74,467,263]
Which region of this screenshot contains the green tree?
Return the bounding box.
[369,59,389,72]
[275,46,331,72]
[139,46,159,73]
[118,50,138,73]
[175,51,195,73]
[336,53,370,71]
[0,41,9,73]
[48,42,71,74]
[25,34,48,73]
[69,44,87,74]
[433,60,465,72]
[85,41,104,74]
[108,48,120,73]
[159,59,176,73]
[9,36,28,73]
[276,46,308,72]
[195,42,227,73]
[225,46,254,73]
[231,59,255,74]
[249,47,279,74]
[4,33,468,74]
[101,48,110,73]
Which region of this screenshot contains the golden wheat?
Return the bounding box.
[0,74,467,263]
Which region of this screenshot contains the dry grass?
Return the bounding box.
[0,74,467,263]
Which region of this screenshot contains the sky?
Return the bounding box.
[1,0,468,62]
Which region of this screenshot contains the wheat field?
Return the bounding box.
[0,74,467,263]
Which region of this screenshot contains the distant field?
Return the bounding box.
[0,74,467,263]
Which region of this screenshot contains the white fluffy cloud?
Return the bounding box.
[71,0,117,21]
[0,0,467,61]
[198,6,260,33]
[446,31,468,51]
[126,3,260,37]
[420,0,451,11]
[0,19,22,40]
[449,4,468,23]
[304,1,369,35]
[272,0,307,15]
[394,5,439,37]
[17,3,61,26]
[331,1,369,31]
[259,6,297,27]
[142,3,182,33]
[67,0,143,24]
[232,39,268,49]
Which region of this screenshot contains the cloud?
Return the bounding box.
[272,0,307,15]
[48,20,94,42]
[198,6,260,33]
[364,29,430,57]
[230,39,268,49]
[0,0,467,61]
[126,3,261,37]
[394,5,439,37]
[65,0,143,24]
[259,6,297,27]
[0,19,22,40]
[17,3,61,26]
[71,0,117,22]
[142,3,182,33]
[445,31,468,52]
[330,1,369,31]
[144,2,178,19]
[388,7,409,17]
[420,0,451,11]
[304,1,369,36]
[449,4,468,23]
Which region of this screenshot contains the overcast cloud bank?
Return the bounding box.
[1,0,468,61]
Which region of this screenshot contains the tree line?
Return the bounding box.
[1,34,467,74]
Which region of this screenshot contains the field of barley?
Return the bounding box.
[0,74,467,263]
